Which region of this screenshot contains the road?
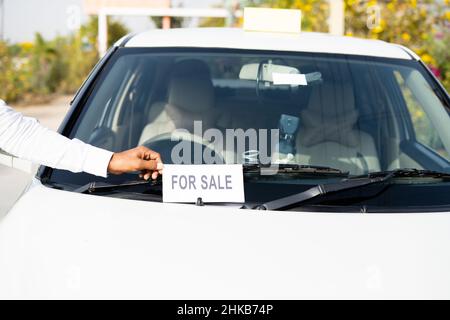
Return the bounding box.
[0,96,72,217]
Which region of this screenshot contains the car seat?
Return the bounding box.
[138,59,217,145]
[285,82,381,175]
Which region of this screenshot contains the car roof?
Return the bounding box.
[123,28,415,60]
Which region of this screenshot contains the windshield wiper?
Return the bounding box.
[248,168,450,211]
[243,163,347,176]
[362,168,450,179]
[74,178,162,194]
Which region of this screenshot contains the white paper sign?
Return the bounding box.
[163,164,245,203]
[272,73,307,86]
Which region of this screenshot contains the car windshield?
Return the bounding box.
[47,48,450,211]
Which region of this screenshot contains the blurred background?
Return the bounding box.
[0,0,449,215]
[0,0,449,105]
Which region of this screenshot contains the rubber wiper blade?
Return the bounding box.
[74,179,161,194]
[363,168,450,179]
[248,172,395,211]
[243,163,347,175]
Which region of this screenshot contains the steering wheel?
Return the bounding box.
[141,132,225,165]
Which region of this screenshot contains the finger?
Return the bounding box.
[143,172,151,180]
[138,159,158,171]
[152,171,158,180]
[143,148,161,162]
[137,146,156,156]
[139,170,150,179]
[148,152,161,162]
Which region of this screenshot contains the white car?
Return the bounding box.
[2,23,450,299]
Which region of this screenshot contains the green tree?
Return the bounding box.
[30,33,58,94]
[82,16,130,48]
[0,42,31,101]
[343,0,449,90]
[0,16,130,103]
[43,16,130,94]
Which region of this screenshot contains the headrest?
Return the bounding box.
[168,59,214,113]
[298,83,359,147]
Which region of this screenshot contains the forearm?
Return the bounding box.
[0,101,112,177]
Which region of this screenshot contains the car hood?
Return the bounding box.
[1,181,450,299]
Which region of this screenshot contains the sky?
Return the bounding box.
[1,0,221,43]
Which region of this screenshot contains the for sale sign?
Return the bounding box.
[162,164,245,203]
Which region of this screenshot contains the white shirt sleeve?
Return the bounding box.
[0,100,113,177]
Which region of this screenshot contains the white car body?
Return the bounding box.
[1,28,450,299]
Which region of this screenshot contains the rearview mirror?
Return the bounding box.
[239,63,300,82]
[239,63,322,87]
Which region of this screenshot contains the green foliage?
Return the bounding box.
[427,30,450,92]
[0,42,32,102]
[343,0,449,91]
[0,17,129,103]
[199,17,226,27]
[84,16,130,47]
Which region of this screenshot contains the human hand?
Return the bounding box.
[107,146,163,180]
